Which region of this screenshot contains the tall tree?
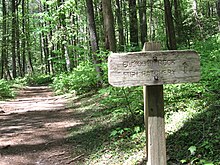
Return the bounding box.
[218,0,220,16]
[164,0,177,49]
[101,0,116,52]
[138,0,147,45]
[42,2,50,74]
[1,0,7,78]
[191,0,203,36]
[116,0,125,50]
[26,0,34,74]
[173,0,184,45]
[21,0,26,76]
[149,0,155,41]
[86,0,99,52]
[16,9,22,76]
[86,0,103,85]
[11,0,17,78]
[217,0,220,31]
[58,0,71,72]
[128,0,139,47]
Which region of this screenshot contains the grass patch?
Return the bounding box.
[167,106,220,164]
[61,35,220,164]
[66,85,219,164]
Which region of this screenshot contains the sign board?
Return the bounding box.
[108,50,200,87]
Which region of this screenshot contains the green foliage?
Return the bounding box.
[99,86,144,120]
[51,61,98,94]
[193,34,220,103]
[22,74,53,86]
[0,79,14,99]
[168,108,220,164]
[110,126,142,141]
[97,35,220,164]
[165,35,220,164]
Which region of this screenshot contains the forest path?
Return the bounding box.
[0,86,83,165]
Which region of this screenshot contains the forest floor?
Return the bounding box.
[0,86,219,165]
[0,86,84,165]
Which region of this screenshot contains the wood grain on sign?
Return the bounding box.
[108,50,200,87]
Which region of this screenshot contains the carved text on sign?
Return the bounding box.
[108,50,200,87]
[123,59,176,68]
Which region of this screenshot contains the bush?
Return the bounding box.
[99,86,144,123]
[0,79,14,99]
[51,61,99,94]
[192,34,220,103]
[24,74,53,86]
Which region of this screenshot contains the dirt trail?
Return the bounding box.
[0,86,83,165]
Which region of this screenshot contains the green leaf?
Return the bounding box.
[134,126,141,133]
[180,159,187,163]
[188,146,197,155]
[110,130,118,137]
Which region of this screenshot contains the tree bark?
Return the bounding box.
[26,0,34,74]
[11,0,17,78]
[192,0,203,35]
[149,0,155,41]
[173,0,183,45]
[86,0,103,85]
[57,0,72,72]
[116,0,125,50]
[217,0,220,31]
[217,0,220,17]
[21,0,26,76]
[86,0,99,53]
[101,0,116,52]
[164,0,177,50]
[128,0,139,47]
[1,0,7,79]
[16,11,22,76]
[138,0,147,45]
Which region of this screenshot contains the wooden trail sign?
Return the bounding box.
[108,42,201,165]
[108,50,200,87]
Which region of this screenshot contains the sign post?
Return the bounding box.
[108,42,200,165]
[143,42,166,165]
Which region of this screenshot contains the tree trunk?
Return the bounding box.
[42,32,50,74]
[217,0,220,31]
[217,0,220,17]
[101,0,116,52]
[1,0,7,79]
[123,1,129,45]
[138,0,147,45]
[128,0,139,47]
[116,0,125,50]
[149,0,155,41]
[57,0,70,72]
[11,0,17,78]
[207,2,211,17]
[164,0,177,50]
[26,0,34,74]
[16,11,22,77]
[86,0,104,86]
[173,0,183,45]
[42,3,50,74]
[86,0,99,53]
[192,0,203,35]
[21,0,26,76]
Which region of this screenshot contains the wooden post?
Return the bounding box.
[108,42,200,165]
[143,42,167,165]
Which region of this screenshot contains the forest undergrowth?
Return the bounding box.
[1,35,220,164]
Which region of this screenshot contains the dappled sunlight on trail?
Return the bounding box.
[0,86,83,165]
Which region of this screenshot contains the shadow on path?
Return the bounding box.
[0,86,83,165]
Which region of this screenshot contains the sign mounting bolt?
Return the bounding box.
[153,56,157,62]
[154,76,159,81]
